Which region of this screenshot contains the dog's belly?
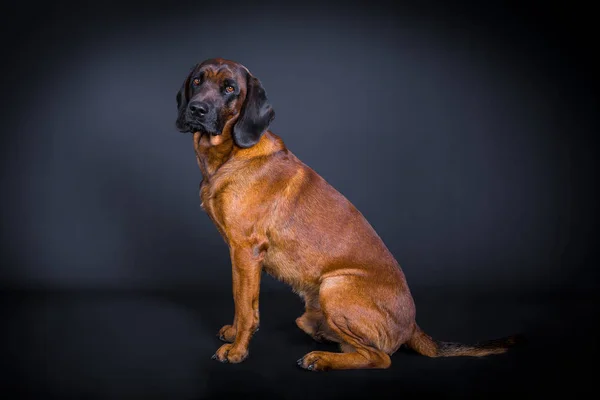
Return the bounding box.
[262,247,321,294]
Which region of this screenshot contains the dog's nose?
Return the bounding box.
[189,101,209,116]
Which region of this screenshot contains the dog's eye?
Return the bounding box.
[192,78,200,86]
[225,85,235,94]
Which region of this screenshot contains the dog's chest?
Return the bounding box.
[199,179,233,241]
[199,178,311,290]
[199,175,259,243]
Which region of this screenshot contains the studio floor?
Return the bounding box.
[2,284,597,399]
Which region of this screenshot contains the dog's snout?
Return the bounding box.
[189,101,210,116]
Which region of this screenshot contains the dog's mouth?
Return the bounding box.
[177,111,223,136]
[186,120,221,136]
[183,125,219,137]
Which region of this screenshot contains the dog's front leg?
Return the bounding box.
[213,244,262,363]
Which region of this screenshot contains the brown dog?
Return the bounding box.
[174,58,519,371]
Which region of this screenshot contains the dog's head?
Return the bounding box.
[175,58,275,148]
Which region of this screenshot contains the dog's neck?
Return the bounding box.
[193,131,235,179]
[193,130,286,181]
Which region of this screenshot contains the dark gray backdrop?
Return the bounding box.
[1,0,597,295]
[2,1,599,398]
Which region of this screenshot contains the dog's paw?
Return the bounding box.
[217,324,236,342]
[212,343,249,364]
[297,351,329,372]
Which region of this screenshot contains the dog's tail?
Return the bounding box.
[406,325,523,357]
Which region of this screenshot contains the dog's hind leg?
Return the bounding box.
[296,310,392,371]
[295,290,340,343]
[297,276,411,371]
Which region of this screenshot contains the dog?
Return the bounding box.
[174,58,520,371]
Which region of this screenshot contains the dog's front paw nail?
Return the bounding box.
[211,353,227,363]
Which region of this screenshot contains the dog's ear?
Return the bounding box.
[175,66,195,132]
[233,73,275,148]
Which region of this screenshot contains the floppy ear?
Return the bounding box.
[233,73,275,148]
[175,67,194,132]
